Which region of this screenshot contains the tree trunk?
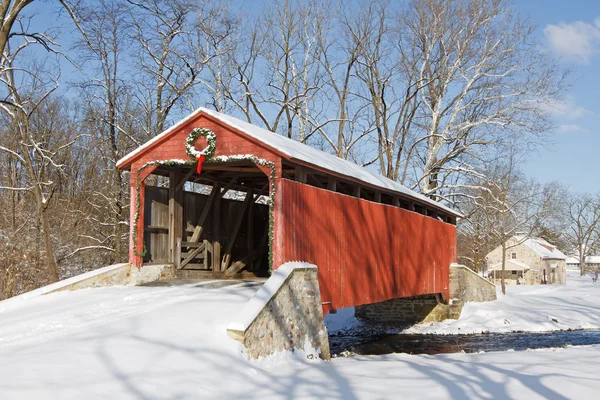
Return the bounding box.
[501,241,507,295]
[20,135,59,283]
[579,247,585,277]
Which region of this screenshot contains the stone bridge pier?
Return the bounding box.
[355,264,496,324]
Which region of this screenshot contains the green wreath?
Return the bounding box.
[186,128,217,160]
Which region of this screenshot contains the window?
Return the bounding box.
[511,253,517,259]
[512,271,517,275]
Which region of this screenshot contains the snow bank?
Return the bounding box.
[0,263,129,312]
[405,270,600,334]
[0,280,598,398]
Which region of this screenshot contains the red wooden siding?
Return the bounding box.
[277,179,456,312]
[129,114,280,168]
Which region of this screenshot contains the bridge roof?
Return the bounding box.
[117,107,462,218]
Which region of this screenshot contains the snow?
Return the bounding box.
[514,235,567,260]
[567,255,600,264]
[227,262,317,332]
[488,259,531,271]
[116,107,462,218]
[0,274,599,398]
[404,270,600,334]
[0,263,129,313]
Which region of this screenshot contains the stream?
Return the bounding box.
[329,329,600,356]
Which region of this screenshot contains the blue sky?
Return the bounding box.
[514,0,600,193]
[23,0,600,193]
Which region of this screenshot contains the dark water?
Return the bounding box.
[330,329,600,356]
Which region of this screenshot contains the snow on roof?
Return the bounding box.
[488,259,531,271]
[117,107,462,218]
[566,256,600,264]
[514,235,567,260]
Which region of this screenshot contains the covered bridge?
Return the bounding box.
[116,108,461,313]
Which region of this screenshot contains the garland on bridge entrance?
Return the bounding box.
[131,128,276,270]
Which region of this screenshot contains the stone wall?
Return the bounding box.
[227,262,330,360]
[0,264,176,308]
[449,264,496,302]
[355,294,463,323]
[355,264,496,324]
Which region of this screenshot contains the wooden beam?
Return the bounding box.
[219,176,239,199]
[175,168,195,192]
[221,189,254,271]
[179,241,207,269]
[202,165,259,173]
[327,177,337,192]
[374,191,381,203]
[296,166,307,183]
[212,182,221,272]
[254,183,269,199]
[308,174,324,188]
[189,185,218,243]
[247,190,255,272]
[169,170,183,263]
[175,238,182,269]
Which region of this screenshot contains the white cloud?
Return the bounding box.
[540,96,588,119]
[544,17,600,63]
[558,124,587,134]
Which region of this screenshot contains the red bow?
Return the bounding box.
[196,154,206,174]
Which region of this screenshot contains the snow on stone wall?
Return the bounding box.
[227,262,330,360]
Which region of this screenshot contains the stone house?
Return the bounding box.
[486,236,567,285]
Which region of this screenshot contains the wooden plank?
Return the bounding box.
[189,185,218,243]
[224,238,268,277]
[180,242,207,269]
[181,251,207,258]
[327,177,337,192]
[212,182,221,271]
[175,238,182,269]
[181,241,206,248]
[374,191,381,203]
[221,189,254,271]
[175,270,267,280]
[175,168,195,192]
[223,260,247,277]
[247,195,254,272]
[296,166,307,183]
[219,176,238,199]
[169,170,183,263]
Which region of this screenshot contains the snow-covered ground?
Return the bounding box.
[1,273,600,398]
[407,270,600,334]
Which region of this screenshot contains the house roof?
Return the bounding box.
[566,256,600,264]
[488,260,531,271]
[514,235,567,260]
[116,107,462,218]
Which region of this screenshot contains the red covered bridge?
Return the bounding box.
[116,108,461,313]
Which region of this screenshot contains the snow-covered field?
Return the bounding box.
[1,272,599,399]
[406,270,600,334]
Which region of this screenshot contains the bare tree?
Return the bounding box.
[471,151,553,294]
[564,193,600,277]
[72,0,137,264]
[0,44,67,282]
[127,0,227,137]
[400,0,566,201]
